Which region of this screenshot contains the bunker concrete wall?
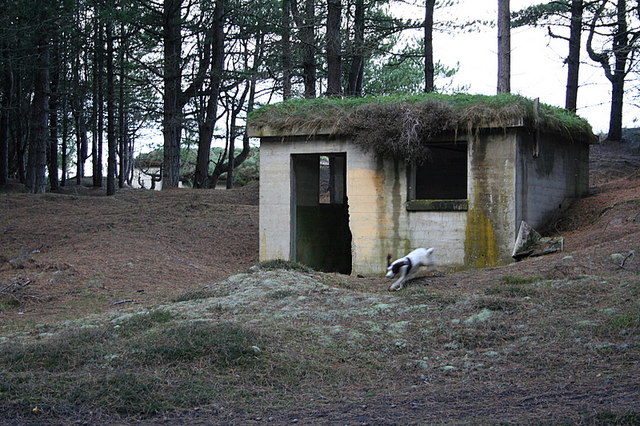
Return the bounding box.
[464,131,518,268]
[259,137,472,274]
[259,140,293,262]
[346,152,468,273]
[257,126,591,276]
[259,133,522,275]
[352,131,519,271]
[516,133,590,230]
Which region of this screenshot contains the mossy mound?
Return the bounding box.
[248,93,596,162]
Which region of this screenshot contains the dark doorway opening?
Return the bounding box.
[292,153,352,274]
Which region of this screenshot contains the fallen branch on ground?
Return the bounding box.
[618,251,636,269]
[111,299,137,306]
[0,279,32,295]
[598,199,640,218]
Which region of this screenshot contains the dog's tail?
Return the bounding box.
[386,254,392,267]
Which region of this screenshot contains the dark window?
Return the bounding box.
[408,142,468,211]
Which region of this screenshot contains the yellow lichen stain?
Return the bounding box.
[465,181,498,268]
[347,167,391,261]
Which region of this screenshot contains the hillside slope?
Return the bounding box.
[0,183,259,324]
[0,142,639,425]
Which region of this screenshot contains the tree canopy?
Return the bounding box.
[0,0,636,194]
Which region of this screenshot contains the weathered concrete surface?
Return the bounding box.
[256,127,589,275]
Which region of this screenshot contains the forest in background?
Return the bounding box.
[1,0,639,195]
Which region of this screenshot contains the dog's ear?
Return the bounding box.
[391,259,409,275]
[386,254,392,267]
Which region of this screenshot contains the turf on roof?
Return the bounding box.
[248,93,595,162]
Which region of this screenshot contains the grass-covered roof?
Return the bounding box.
[248,93,596,162]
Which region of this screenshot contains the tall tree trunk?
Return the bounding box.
[225,117,236,190]
[118,23,127,188]
[48,39,60,191]
[73,106,88,185]
[225,79,250,190]
[292,0,317,98]
[72,49,88,185]
[423,0,436,93]
[15,78,27,183]
[93,18,104,187]
[607,0,629,142]
[282,0,293,100]
[587,0,633,142]
[162,0,183,189]
[326,0,342,96]
[61,94,68,186]
[26,38,50,194]
[565,0,582,112]
[608,70,625,141]
[126,132,134,185]
[346,0,364,96]
[193,0,225,189]
[0,56,11,186]
[497,0,511,94]
[106,23,117,196]
[163,0,215,189]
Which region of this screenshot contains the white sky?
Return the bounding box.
[405,0,640,134]
[138,0,638,153]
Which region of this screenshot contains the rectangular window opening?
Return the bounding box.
[408,142,468,211]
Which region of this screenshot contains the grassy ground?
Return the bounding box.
[0,142,639,424]
[1,260,638,424]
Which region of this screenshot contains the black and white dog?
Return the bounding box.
[386,248,436,291]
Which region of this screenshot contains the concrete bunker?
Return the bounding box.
[248,94,595,275]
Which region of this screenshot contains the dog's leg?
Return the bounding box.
[389,266,408,291]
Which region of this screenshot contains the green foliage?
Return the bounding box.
[363,40,462,96]
[511,1,570,28]
[257,259,314,273]
[132,322,263,366]
[597,312,640,337]
[249,93,595,163]
[484,276,542,298]
[113,310,175,337]
[222,147,260,187]
[135,146,260,187]
[0,298,21,311]
[0,319,266,415]
[501,275,544,285]
[363,57,423,96]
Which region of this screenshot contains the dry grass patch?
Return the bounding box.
[249,93,595,162]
